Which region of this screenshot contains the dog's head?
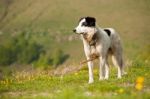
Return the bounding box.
[73,17,96,34]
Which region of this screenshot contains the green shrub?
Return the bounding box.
[33,52,53,69]
[34,49,69,68]
[0,37,18,65]
[17,42,42,64]
[0,32,69,67]
[52,49,69,67]
[52,49,63,66]
[0,45,13,65]
[0,32,43,65]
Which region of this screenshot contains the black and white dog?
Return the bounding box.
[73,17,126,83]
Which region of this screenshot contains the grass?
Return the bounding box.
[0,62,150,99]
[0,0,150,98]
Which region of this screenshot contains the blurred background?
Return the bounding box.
[0,0,149,77]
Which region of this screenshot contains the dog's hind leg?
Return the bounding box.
[112,54,123,79]
[99,56,106,80]
[104,61,109,80]
[104,54,109,80]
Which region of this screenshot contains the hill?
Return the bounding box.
[0,0,149,60]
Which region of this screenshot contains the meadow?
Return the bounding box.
[0,63,150,99]
[0,0,150,98]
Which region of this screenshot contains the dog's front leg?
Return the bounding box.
[87,60,94,84]
[99,56,106,80]
[104,61,109,80]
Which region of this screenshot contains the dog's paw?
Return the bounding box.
[99,77,104,81]
[117,76,122,79]
[104,77,109,80]
[88,80,94,84]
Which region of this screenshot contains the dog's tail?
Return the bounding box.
[112,54,127,75]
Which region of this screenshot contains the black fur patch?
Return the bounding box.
[85,17,96,27]
[104,29,111,36]
[79,16,96,27]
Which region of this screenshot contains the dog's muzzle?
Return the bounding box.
[73,29,85,35]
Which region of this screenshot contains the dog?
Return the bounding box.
[73,16,126,83]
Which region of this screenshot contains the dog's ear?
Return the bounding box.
[79,17,85,22]
[85,17,96,27]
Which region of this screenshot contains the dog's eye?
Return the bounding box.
[82,22,87,26]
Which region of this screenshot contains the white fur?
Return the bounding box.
[74,18,125,83]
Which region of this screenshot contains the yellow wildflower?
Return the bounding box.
[118,88,124,94]
[135,83,143,91]
[136,77,144,84]
[74,72,78,76]
[135,76,144,91]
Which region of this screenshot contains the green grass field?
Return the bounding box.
[0,0,150,98]
[0,63,150,99]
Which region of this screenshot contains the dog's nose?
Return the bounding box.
[73,29,76,32]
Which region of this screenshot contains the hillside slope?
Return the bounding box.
[0,0,149,64]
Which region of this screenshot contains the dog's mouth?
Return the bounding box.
[79,32,85,35]
[74,32,86,35]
